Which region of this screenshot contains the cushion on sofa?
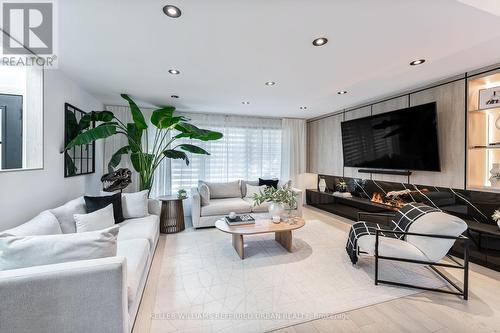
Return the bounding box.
[50,197,86,234]
[243,197,269,213]
[117,238,149,303]
[259,178,279,189]
[117,215,159,251]
[240,180,259,197]
[122,190,149,219]
[0,226,119,270]
[198,183,210,206]
[74,204,115,233]
[200,180,241,199]
[0,211,62,236]
[201,198,252,216]
[357,235,428,262]
[84,193,124,223]
[244,184,266,198]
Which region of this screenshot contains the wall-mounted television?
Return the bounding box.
[341,102,440,171]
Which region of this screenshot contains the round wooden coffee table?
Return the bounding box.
[215,217,305,259]
[158,195,187,234]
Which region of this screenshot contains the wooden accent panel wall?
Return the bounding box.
[343,106,371,179]
[409,80,465,188]
[307,78,467,189]
[307,113,343,176]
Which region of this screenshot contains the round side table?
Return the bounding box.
[158,195,187,234]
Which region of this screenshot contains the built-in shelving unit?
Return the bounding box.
[467,69,500,193]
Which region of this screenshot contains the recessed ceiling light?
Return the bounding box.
[168,69,180,75]
[171,95,179,98]
[312,37,328,46]
[337,90,347,95]
[410,59,425,66]
[163,5,181,18]
[300,106,307,110]
[265,81,276,86]
[242,101,250,105]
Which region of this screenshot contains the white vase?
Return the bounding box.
[318,178,327,192]
[268,202,285,218]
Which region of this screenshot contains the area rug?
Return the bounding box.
[150,220,445,333]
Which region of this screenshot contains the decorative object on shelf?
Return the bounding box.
[64,94,223,193]
[333,191,352,198]
[228,211,236,219]
[336,178,348,192]
[318,178,327,192]
[64,103,96,177]
[101,168,132,192]
[489,163,500,187]
[253,184,298,219]
[177,188,188,199]
[492,209,500,229]
[479,86,500,110]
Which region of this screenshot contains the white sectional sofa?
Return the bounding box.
[0,196,160,333]
[191,180,303,228]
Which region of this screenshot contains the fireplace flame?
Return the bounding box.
[371,192,405,208]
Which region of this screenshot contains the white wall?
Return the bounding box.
[0,69,104,230]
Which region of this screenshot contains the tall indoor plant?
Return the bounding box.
[65,94,223,192]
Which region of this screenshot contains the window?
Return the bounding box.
[150,113,282,196]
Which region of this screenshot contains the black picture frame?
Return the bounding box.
[64,103,95,177]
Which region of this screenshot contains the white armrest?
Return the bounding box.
[148,198,161,216]
[191,187,201,228]
[0,257,128,333]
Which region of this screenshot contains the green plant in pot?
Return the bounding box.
[65,94,223,193]
[336,178,348,193]
[252,185,297,220]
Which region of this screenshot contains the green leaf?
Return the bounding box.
[130,152,154,173]
[121,94,147,130]
[163,149,190,166]
[150,106,175,128]
[64,151,77,176]
[65,109,80,143]
[126,123,143,152]
[178,144,210,155]
[174,122,223,141]
[107,145,131,173]
[65,123,117,150]
[79,111,114,131]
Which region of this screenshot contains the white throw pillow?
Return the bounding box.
[49,196,86,234]
[199,183,210,206]
[0,226,119,271]
[245,184,266,198]
[74,204,115,233]
[0,211,62,237]
[122,190,149,219]
[199,180,241,199]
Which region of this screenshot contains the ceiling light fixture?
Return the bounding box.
[242,101,250,105]
[312,37,328,46]
[265,81,276,86]
[337,90,347,95]
[168,69,180,75]
[171,95,179,98]
[300,106,307,110]
[163,5,181,18]
[410,59,425,66]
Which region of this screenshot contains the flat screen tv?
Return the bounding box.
[341,102,440,171]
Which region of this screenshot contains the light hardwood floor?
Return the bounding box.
[133,206,500,333]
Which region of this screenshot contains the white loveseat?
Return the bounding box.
[191,180,303,228]
[0,196,160,333]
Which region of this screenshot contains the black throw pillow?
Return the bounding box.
[84,193,124,223]
[259,178,279,189]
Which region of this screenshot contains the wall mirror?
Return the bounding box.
[0,65,43,172]
[64,103,95,177]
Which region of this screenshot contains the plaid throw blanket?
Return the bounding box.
[346,202,440,264]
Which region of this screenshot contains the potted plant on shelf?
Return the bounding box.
[252,185,297,222]
[65,94,223,194]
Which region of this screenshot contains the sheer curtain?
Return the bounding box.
[153,112,282,197]
[281,118,307,187]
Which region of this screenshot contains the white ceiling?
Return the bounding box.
[58,0,500,119]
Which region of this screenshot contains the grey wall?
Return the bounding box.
[307,77,466,189]
[0,70,103,230]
